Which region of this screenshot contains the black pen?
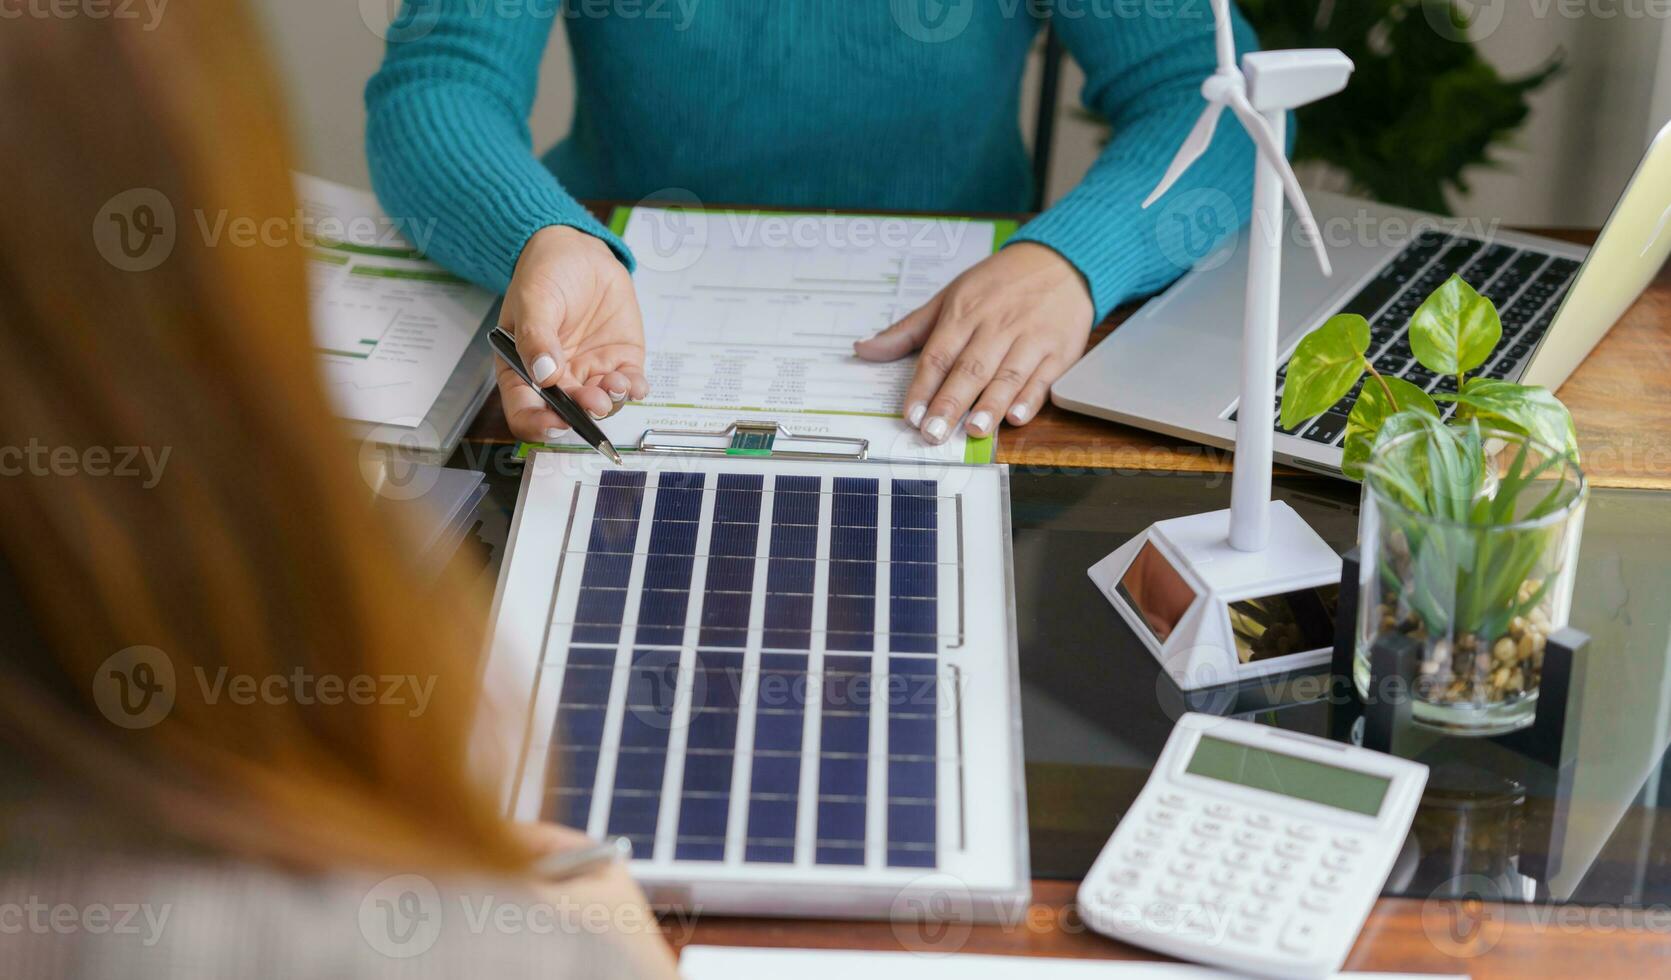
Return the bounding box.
[489,327,623,465]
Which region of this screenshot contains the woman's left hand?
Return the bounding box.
[854,242,1095,443]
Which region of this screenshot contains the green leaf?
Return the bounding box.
[1409,276,1502,376]
[1445,377,1579,459]
[1279,314,1370,430]
[1341,378,1439,480]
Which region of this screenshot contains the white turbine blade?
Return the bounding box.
[1224,85,1333,277]
[1142,102,1226,209]
[1211,0,1236,73]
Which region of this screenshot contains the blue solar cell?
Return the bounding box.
[580,553,634,588]
[816,799,866,840]
[825,597,874,651]
[887,759,935,797]
[888,715,936,757]
[890,530,938,564]
[827,560,876,597]
[769,525,818,559]
[820,713,869,754]
[752,709,805,750]
[762,595,814,650]
[573,589,629,639]
[818,755,868,798]
[749,752,801,795]
[890,562,937,598]
[708,521,759,557]
[681,752,736,793]
[747,797,797,838]
[888,802,936,843]
[770,476,821,524]
[699,591,752,649]
[676,794,730,839]
[586,518,640,555]
[686,708,740,750]
[702,555,755,592]
[558,664,614,706]
[612,749,668,789]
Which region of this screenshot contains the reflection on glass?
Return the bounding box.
[1228,585,1339,663]
[1116,541,1198,645]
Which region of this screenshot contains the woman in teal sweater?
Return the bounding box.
[366,2,1258,444]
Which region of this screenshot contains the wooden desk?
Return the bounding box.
[463,217,1671,972]
[467,226,1671,490]
[668,880,1671,977]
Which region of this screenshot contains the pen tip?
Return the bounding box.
[603,442,624,466]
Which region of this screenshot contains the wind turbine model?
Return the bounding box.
[1088,2,1356,690]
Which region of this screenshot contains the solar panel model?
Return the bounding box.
[485,449,1029,921]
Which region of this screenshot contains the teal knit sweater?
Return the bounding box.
[365,2,1259,322]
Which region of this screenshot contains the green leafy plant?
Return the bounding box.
[1279,274,1577,479]
[1280,276,1584,715]
[1238,0,1562,214]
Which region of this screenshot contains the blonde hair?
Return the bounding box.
[0,4,532,873]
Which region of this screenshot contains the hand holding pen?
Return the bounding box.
[490,226,650,446]
[490,328,625,465]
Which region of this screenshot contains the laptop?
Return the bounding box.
[1051,119,1671,478]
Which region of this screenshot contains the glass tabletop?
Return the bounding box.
[453,444,1671,910]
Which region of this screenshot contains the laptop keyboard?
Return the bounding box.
[1227,231,1581,447]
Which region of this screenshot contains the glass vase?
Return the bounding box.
[1352,429,1588,735]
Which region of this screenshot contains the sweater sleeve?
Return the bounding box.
[363,2,632,294]
[1009,6,1262,323]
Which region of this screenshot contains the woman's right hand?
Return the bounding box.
[496,225,650,442]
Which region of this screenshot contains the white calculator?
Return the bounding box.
[1078,714,1428,979]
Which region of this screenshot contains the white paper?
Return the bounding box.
[678,947,1467,980]
[560,207,1003,462]
[295,174,495,426]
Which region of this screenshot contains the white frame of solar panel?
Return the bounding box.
[482,450,1030,921]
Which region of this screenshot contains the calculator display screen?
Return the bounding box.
[1184,735,1390,816]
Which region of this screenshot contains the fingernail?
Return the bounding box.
[609,388,627,402]
[907,404,927,427]
[544,427,563,443]
[1010,402,1032,423]
[923,417,949,443]
[531,354,557,384]
[969,411,993,435]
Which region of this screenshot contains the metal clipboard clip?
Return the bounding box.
[635,419,869,462]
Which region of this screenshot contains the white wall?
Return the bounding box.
[259,1,1667,227]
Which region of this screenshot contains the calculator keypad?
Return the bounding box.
[1085,792,1368,960]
